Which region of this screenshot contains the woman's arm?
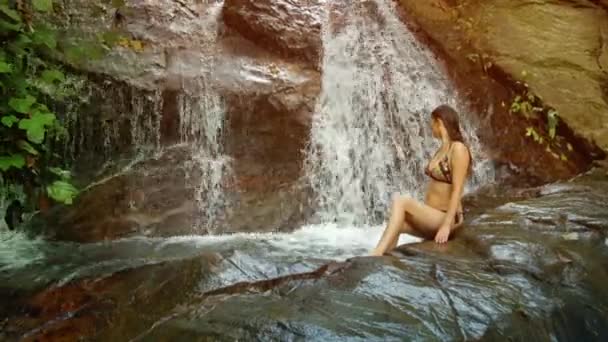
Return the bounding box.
[434,142,470,243]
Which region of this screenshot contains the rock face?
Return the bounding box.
[47,0,608,241]
[396,0,608,181]
[44,145,200,242]
[44,0,323,240]
[5,170,608,340]
[222,0,324,68]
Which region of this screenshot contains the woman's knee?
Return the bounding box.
[392,195,414,211]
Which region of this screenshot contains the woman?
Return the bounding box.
[371,105,472,256]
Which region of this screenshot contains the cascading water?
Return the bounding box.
[178,78,231,232]
[57,1,232,232]
[306,0,493,225]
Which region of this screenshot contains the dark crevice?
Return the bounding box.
[587,0,608,11]
[198,261,349,298]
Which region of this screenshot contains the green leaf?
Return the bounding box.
[0,154,25,171]
[49,167,71,179]
[560,154,568,161]
[0,5,22,22]
[31,26,57,49]
[18,111,56,144]
[47,180,78,205]
[510,102,521,113]
[32,0,53,12]
[0,61,11,73]
[9,95,36,113]
[1,115,18,127]
[41,69,65,83]
[17,140,39,155]
[0,18,22,32]
[16,33,32,45]
[547,109,558,140]
[521,101,532,115]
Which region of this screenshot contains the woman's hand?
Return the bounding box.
[434,223,451,244]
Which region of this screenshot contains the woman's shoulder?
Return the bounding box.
[450,141,470,159]
[451,141,468,151]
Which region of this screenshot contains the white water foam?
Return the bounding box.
[139,223,421,259]
[306,0,493,225]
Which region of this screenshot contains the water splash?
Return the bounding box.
[306,0,493,225]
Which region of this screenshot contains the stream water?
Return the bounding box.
[1,0,607,341]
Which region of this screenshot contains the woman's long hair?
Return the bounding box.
[431,105,473,174]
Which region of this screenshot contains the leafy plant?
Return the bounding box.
[509,81,572,161]
[0,0,80,208]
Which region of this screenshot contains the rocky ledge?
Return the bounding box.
[4,169,608,340]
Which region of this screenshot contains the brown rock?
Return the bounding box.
[222,0,324,69]
[45,0,325,239]
[48,145,201,242]
[9,255,217,341]
[216,32,321,232]
[396,0,608,182]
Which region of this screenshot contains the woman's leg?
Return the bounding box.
[387,220,416,251]
[371,196,425,256]
[371,196,450,256]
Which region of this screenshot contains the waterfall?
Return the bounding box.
[63,82,163,166]
[178,78,231,232]
[306,0,493,225]
[59,1,231,232]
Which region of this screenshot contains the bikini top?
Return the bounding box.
[425,144,453,184]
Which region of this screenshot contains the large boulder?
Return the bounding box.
[43,145,201,242]
[216,28,321,232]
[38,0,324,240]
[396,0,608,182]
[222,0,324,68]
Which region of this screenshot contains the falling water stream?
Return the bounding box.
[306,0,491,225]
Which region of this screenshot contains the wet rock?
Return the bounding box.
[8,171,608,340]
[396,0,608,182]
[221,60,320,232]
[43,145,202,242]
[4,253,219,341]
[222,0,324,68]
[48,0,322,236]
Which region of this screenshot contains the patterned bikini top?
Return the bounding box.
[425,144,453,184]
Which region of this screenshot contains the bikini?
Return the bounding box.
[425,144,465,225]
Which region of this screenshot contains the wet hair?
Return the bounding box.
[431,105,473,174]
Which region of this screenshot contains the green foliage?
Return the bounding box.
[0,0,79,210]
[1,115,18,127]
[46,168,77,204]
[511,82,572,162]
[547,109,558,140]
[18,111,56,144]
[32,0,53,12]
[0,155,25,171]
